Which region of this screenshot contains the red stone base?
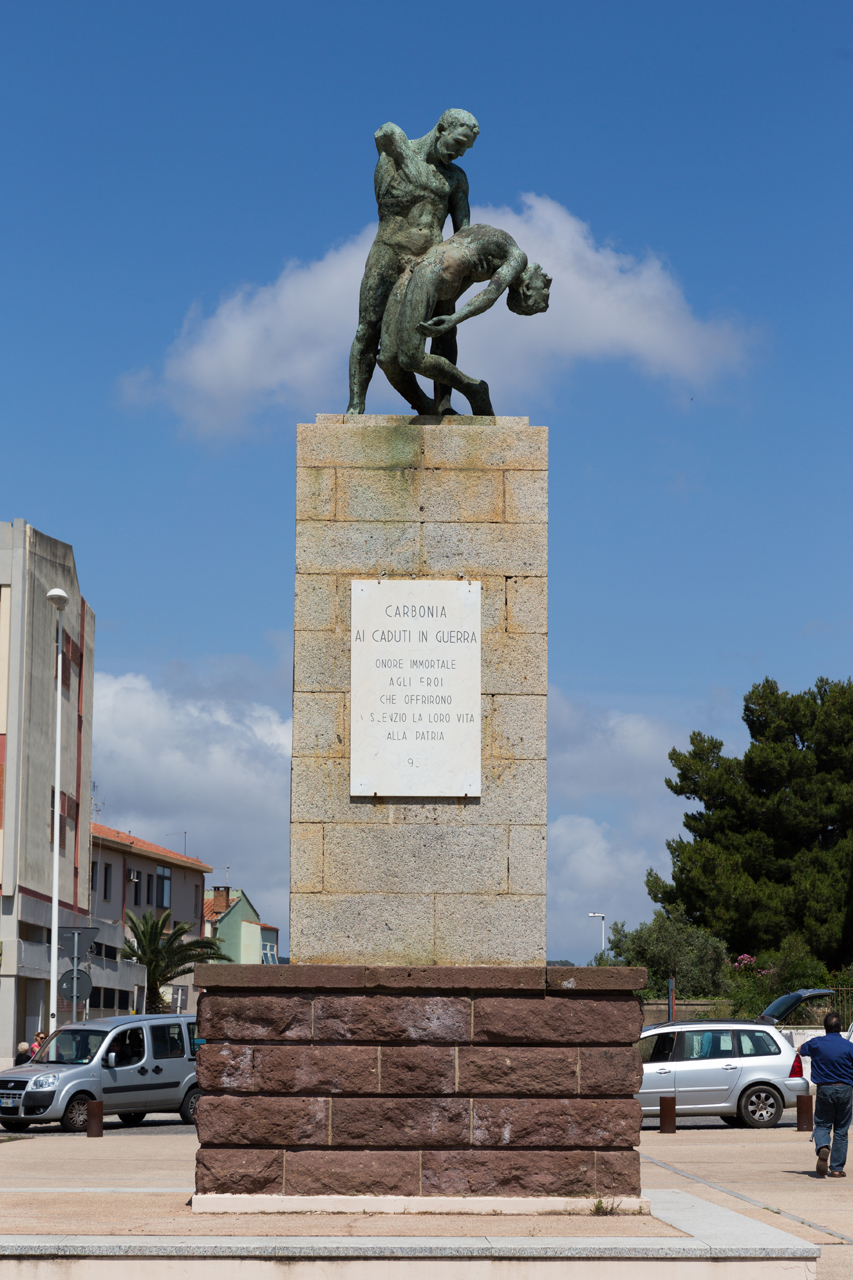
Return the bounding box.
[193,964,646,1198]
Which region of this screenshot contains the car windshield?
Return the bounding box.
[33,1028,108,1065]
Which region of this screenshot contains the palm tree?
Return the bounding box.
[121,909,233,1012]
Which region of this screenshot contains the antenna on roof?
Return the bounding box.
[226,863,230,888]
[166,831,188,858]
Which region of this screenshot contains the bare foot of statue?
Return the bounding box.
[467,381,495,416]
[346,401,366,415]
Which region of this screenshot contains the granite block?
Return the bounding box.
[578,1047,644,1096]
[489,694,547,758]
[296,521,421,575]
[457,1047,579,1096]
[289,824,324,893]
[195,1095,327,1146]
[321,824,509,894]
[379,1046,456,1094]
[295,467,336,520]
[422,425,545,471]
[198,995,313,1042]
[294,574,337,631]
[291,693,346,756]
[504,470,548,523]
[508,826,547,894]
[470,1098,641,1148]
[195,1148,283,1195]
[420,1149,594,1197]
[506,576,548,634]
[290,892,436,965]
[292,631,349,693]
[297,422,422,470]
[284,1149,420,1196]
[253,1045,379,1095]
[196,1043,255,1093]
[473,996,643,1045]
[482,634,548,695]
[434,895,546,967]
[422,522,547,577]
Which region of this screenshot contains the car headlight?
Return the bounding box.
[29,1074,59,1090]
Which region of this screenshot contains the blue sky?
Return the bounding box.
[2,2,852,958]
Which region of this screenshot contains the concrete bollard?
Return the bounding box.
[659,1096,676,1133]
[797,1094,813,1132]
[86,1099,103,1137]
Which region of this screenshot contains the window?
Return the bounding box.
[156,866,171,909]
[102,988,115,1010]
[640,1032,677,1064]
[92,942,103,957]
[103,863,112,902]
[104,945,117,961]
[106,1026,144,1067]
[681,1029,736,1061]
[737,1029,781,1057]
[133,877,141,907]
[151,1023,185,1059]
[261,940,278,964]
[147,873,154,905]
[194,884,200,917]
[117,990,130,1012]
[34,1029,107,1065]
[91,862,98,893]
[187,1022,200,1059]
[89,986,102,1008]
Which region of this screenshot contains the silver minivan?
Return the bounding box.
[0,1014,201,1133]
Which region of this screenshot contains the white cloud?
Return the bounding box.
[129,195,750,436]
[546,688,689,961]
[92,672,292,940]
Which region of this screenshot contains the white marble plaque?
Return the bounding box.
[350,579,481,797]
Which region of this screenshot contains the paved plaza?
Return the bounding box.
[1,1116,852,1275]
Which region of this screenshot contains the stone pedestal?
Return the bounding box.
[290,414,547,967]
[193,964,645,1202]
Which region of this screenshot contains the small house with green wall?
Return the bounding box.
[202,886,279,963]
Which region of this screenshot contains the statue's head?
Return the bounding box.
[507,263,552,316]
[434,109,480,163]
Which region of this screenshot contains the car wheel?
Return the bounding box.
[59,1093,92,1133]
[0,1119,31,1132]
[739,1085,783,1128]
[179,1087,201,1125]
[118,1112,147,1127]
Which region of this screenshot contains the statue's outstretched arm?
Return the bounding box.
[448,168,471,232]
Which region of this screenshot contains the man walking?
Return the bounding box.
[799,1012,853,1177]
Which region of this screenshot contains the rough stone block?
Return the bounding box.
[422,522,547,577]
[196,1043,255,1092]
[195,1148,283,1195]
[434,895,546,967]
[296,467,336,520]
[362,967,545,992]
[313,995,471,1043]
[296,521,421,575]
[284,1149,420,1196]
[297,422,421,470]
[457,1047,579,1096]
[504,471,548,524]
[322,825,508,894]
[480,576,507,632]
[290,823,324,893]
[546,968,648,992]
[293,631,349,694]
[195,1095,327,1146]
[335,468,421,522]
[198,995,313,1042]
[578,1047,644,1096]
[508,826,547,894]
[290,893,435,965]
[421,1149,594,1197]
[379,1046,456,1095]
[291,757,546,827]
[471,1098,641,1148]
[473,996,643,1046]
[422,425,546,471]
[294,574,337,631]
[419,470,504,523]
[331,1097,469,1147]
[489,695,546,758]
[482,634,547,695]
[594,1149,642,1196]
[506,576,548,634]
[291,693,345,757]
[253,1045,379,1095]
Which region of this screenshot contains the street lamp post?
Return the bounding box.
[47,588,69,1030]
[589,912,606,955]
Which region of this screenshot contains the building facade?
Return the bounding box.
[202,887,279,964]
[0,520,96,1066]
[90,824,212,1016]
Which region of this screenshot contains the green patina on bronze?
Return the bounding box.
[346,111,552,418]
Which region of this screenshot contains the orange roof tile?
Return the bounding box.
[91,823,213,872]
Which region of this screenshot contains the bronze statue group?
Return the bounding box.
[347,110,551,418]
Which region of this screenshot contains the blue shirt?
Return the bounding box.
[799,1032,853,1086]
